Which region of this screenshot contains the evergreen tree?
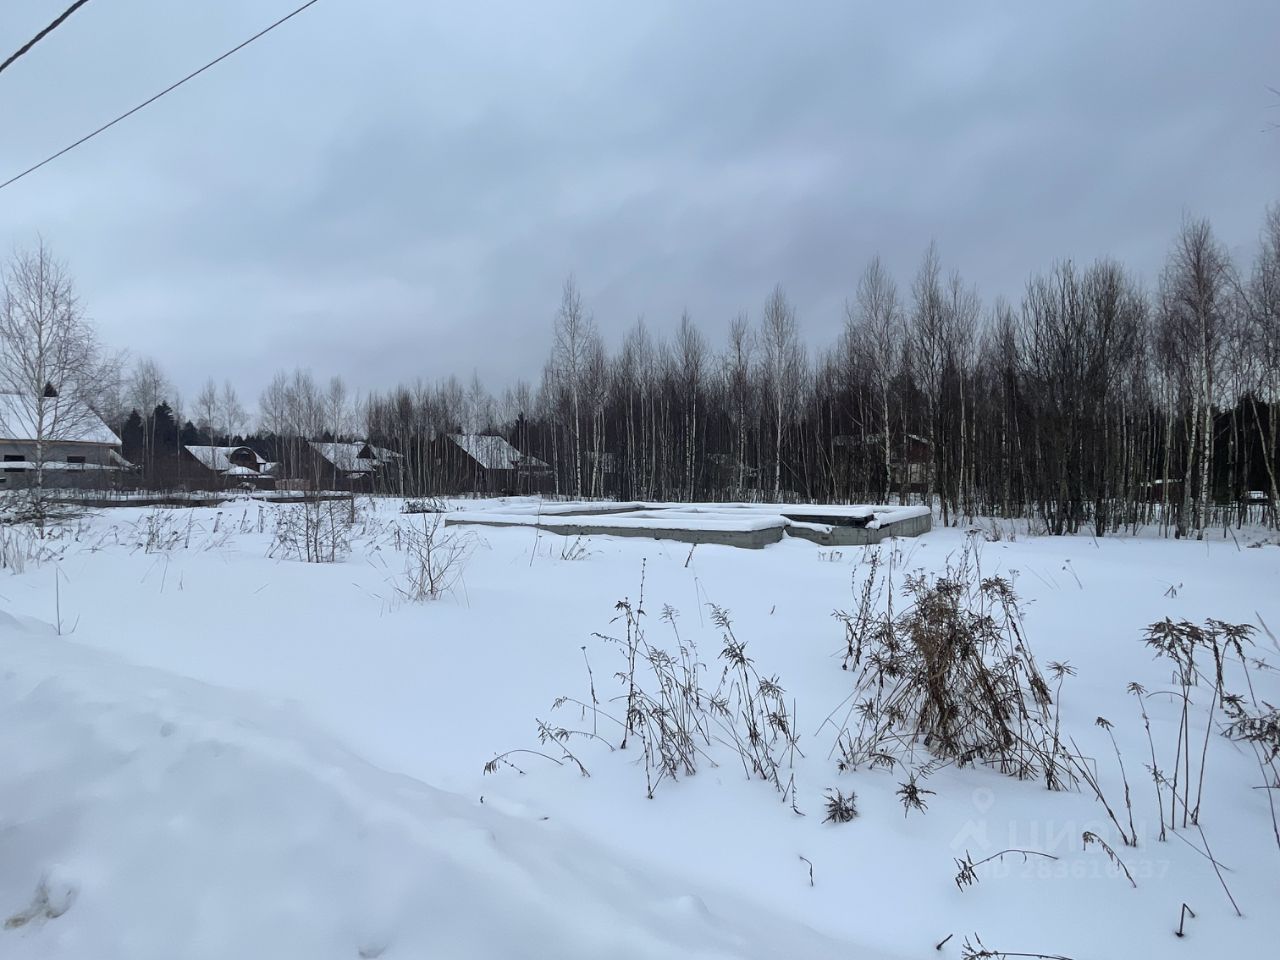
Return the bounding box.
[121,409,145,463]
[179,420,203,446]
[151,403,179,450]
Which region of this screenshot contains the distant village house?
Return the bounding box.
[300,441,403,492]
[0,393,130,488]
[181,445,275,490]
[437,434,551,494]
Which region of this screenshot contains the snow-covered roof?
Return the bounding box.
[184,446,265,473]
[447,434,549,471]
[0,394,120,446]
[309,441,401,472]
[309,442,374,474]
[0,460,127,472]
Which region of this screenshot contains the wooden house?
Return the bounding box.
[437,434,552,494]
[301,441,402,492]
[180,445,274,490]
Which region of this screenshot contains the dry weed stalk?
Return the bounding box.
[493,563,805,808]
[1081,831,1137,887]
[953,848,1058,891]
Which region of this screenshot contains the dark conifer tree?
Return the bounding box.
[120,409,145,464]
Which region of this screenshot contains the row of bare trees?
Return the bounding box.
[360,208,1279,538]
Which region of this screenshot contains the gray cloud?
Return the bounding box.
[2,0,1276,412]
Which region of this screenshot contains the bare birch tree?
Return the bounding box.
[195,378,220,443]
[722,313,754,496]
[1246,204,1280,525]
[221,380,247,441]
[552,276,596,497]
[675,311,707,499]
[848,257,902,500]
[128,356,169,478]
[0,240,108,521]
[759,284,805,499]
[1160,218,1234,538]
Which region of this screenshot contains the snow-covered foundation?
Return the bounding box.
[780,506,933,545]
[446,501,932,548]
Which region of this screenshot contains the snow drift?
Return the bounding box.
[0,615,866,960]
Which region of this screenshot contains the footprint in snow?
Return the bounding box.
[4,876,76,930]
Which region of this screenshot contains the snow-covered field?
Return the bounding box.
[1,497,1278,959]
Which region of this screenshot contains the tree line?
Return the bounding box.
[361,209,1280,539]
[5,205,1278,538]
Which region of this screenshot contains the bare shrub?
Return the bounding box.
[270,500,351,563]
[401,496,447,515]
[395,512,475,602]
[829,546,1073,789]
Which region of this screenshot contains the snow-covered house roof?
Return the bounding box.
[447,434,549,471]
[308,441,374,475]
[0,394,121,446]
[183,445,266,473]
[0,459,129,472]
[308,441,401,474]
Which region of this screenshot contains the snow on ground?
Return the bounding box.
[0,618,855,960]
[1,496,1278,959]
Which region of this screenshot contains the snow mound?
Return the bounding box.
[0,626,864,960]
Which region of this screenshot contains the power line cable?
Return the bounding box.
[0,0,323,192]
[0,0,93,76]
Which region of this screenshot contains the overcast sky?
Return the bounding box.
[2,0,1277,411]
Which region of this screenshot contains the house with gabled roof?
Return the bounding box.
[438,433,551,494]
[303,440,403,492]
[181,445,273,489]
[0,393,130,488]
